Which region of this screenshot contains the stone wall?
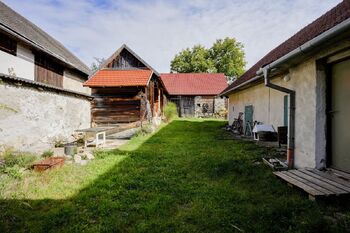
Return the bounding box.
[0,80,91,153]
[194,96,227,117]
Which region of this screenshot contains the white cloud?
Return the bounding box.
[3,0,342,72]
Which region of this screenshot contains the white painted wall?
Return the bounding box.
[228,59,317,168]
[0,82,91,153]
[0,44,34,80]
[63,70,91,94]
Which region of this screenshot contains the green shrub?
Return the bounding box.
[164,102,178,122]
[1,148,37,169]
[134,125,153,137]
[41,150,54,158]
[4,165,22,179]
[53,138,65,148]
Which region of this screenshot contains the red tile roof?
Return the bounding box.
[160,73,228,96]
[83,69,152,87]
[222,0,350,95]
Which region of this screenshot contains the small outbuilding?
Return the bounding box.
[84,44,166,126]
[160,73,228,117]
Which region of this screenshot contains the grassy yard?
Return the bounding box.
[0,119,349,232]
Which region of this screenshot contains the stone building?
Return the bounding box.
[0,2,91,152]
[221,0,350,171]
[160,73,228,117]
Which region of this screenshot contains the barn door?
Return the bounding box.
[181,97,195,117]
[330,59,350,172]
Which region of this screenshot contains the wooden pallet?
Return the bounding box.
[274,168,350,200]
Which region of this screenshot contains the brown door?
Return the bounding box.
[331,59,350,172]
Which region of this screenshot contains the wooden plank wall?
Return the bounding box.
[35,53,64,87]
[91,87,142,125]
[168,96,195,117]
[107,49,146,70]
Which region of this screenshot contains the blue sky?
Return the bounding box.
[3,0,342,72]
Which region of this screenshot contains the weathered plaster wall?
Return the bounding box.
[227,38,350,170]
[63,70,91,95]
[0,82,91,152]
[0,44,35,80]
[194,96,227,117]
[228,59,317,168]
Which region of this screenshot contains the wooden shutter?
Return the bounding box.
[35,53,63,87]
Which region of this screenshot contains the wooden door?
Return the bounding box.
[181,97,195,117]
[331,59,350,172]
[244,105,253,127]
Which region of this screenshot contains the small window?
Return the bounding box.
[0,33,17,55]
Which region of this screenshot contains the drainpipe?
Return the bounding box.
[262,68,295,169]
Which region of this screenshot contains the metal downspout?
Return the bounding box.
[262,68,296,169]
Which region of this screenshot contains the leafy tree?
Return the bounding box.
[170,45,216,73]
[90,57,105,73]
[170,37,246,82]
[209,38,246,81]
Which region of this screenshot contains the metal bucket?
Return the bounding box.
[64,143,77,156]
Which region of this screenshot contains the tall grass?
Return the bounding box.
[164,102,178,122]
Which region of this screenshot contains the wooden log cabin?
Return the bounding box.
[84,44,166,126]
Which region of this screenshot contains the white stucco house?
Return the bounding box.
[221,0,350,172]
[0,2,92,152]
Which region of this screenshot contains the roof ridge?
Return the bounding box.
[0,2,90,75]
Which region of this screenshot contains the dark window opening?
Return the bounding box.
[0,33,17,55]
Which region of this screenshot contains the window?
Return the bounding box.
[0,33,17,55]
[35,53,64,87]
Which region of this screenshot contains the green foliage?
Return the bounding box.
[0,148,37,179]
[41,150,54,158]
[1,148,36,168]
[170,37,246,82]
[53,139,65,148]
[209,37,246,81]
[133,124,154,138]
[163,102,178,122]
[90,57,105,73]
[3,165,22,179]
[170,45,216,73]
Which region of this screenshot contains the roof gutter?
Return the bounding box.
[222,17,350,97]
[257,17,350,77]
[255,17,350,169]
[262,68,295,169]
[220,75,262,96]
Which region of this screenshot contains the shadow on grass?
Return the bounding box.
[0,120,349,233]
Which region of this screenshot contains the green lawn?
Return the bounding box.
[0,119,349,232]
